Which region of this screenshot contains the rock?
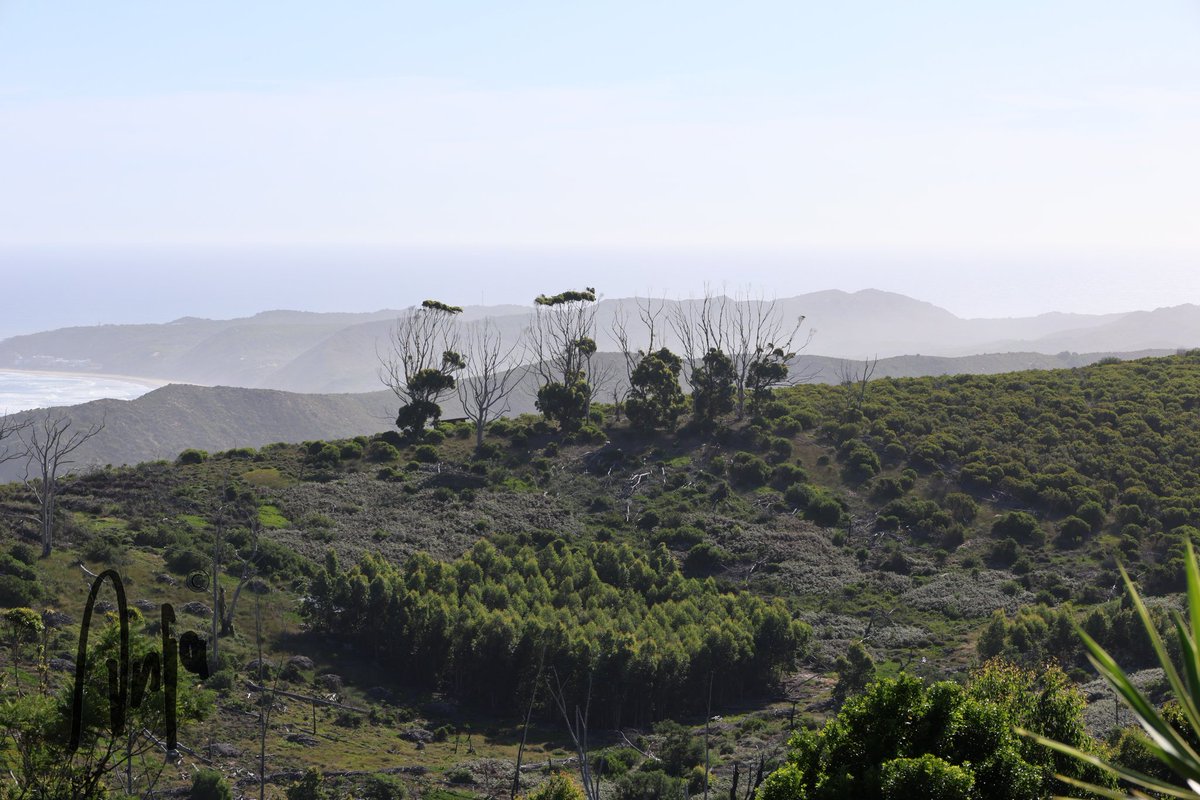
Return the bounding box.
[286,734,319,747]
[155,573,178,586]
[134,599,157,611]
[286,655,314,670]
[400,727,434,744]
[208,742,241,758]
[49,657,74,672]
[181,601,211,616]
[95,601,115,613]
[316,673,342,691]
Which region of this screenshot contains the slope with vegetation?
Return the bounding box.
[2,352,1200,797]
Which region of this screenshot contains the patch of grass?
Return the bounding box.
[258,504,291,529]
[243,467,292,489]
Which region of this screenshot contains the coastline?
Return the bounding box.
[0,368,174,390]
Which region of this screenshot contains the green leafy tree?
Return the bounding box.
[688,348,736,424]
[832,641,875,703]
[762,660,1112,800]
[625,348,687,431]
[3,607,44,694]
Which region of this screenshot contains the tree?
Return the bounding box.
[832,641,875,703]
[669,288,811,418]
[19,411,105,557]
[688,348,736,425]
[528,288,600,432]
[837,356,878,411]
[3,607,43,696]
[625,348,687,431]
[380,300,464,437]
[611,297,667,420]
[0,413,28,468]
[457,318,525,449]
[760,661,1112,800]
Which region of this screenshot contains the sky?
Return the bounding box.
[1,2,1199,329]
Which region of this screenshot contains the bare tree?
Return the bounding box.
[457,319,526,449]
[545,669,600,800]
[379,299,465,435]
[837,356,879,410]
[0,413,28,468]
[20,412,104,557]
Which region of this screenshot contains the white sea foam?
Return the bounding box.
[0,371,157,413]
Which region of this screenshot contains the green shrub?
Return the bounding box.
[528,772,584,800]
[413,444,439,463]
[360,773,407,800]
[339,440,364,460]
[730,452,771,487]
[190,768,233,800]
[177,448,209,465]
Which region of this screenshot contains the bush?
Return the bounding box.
[339,440,364,460]
[165,546,208,575]
[991,512,1043,544]
[413,444,439,463]
[190,768,233,800]
[613,770,684,800]
[8,543,35,566]
[177,448,208,465]
[360,773,406,800]
[730,452,771,487]
[527,772,584,800]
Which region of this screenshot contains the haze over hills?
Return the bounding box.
[0,290,1191,394]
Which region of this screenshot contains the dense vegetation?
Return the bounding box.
[759,661,1113,800]
[305,536,809,724]
[6,352,1200,797]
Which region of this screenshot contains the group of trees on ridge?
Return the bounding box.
[381,288,808,443]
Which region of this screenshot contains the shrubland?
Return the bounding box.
[2,352,1200,796]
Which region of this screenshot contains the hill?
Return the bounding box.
[2,353,1199,796]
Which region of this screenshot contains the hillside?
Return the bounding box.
[0,349,1169,482]
[2,353,1199,796]
[7,292,1195,394]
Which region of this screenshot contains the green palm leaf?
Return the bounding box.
[1023,539,1200,799]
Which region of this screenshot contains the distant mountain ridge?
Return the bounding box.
[1,291,1196,395]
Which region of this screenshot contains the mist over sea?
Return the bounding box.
[0,371,157,413]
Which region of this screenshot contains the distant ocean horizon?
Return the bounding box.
[0,370,160,414]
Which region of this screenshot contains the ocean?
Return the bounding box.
[0,371,159,413]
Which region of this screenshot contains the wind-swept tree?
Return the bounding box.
[457,318,526,449]
[528,288,599,432]
[20,412,105,557]
[379,299,464,436]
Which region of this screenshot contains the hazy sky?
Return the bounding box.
[1,2,1199,328]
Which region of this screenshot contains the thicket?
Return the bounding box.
[303,535,810,725]
[759,661,1113,800]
